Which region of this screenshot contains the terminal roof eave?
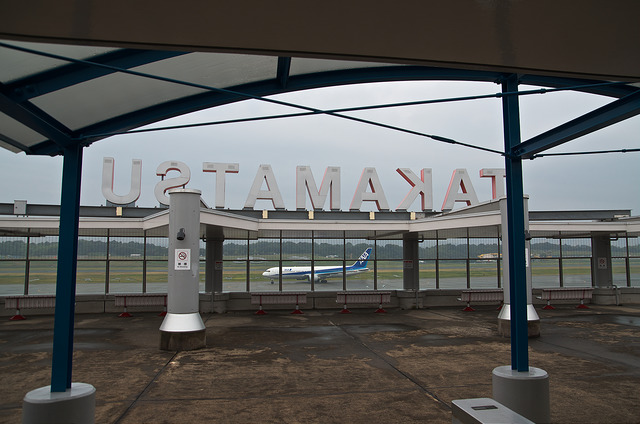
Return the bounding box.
[530,221,640,238]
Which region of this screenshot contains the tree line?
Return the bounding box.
[0,239,601,259]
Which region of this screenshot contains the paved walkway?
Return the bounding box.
[1,304,640,423]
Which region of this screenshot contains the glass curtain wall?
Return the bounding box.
[345,239,375,290]
[0,236,28,295]
[313,237,343,292]
[561,238,592,287]
[375,240,401,290]
[222,240,248,292]
[438,235,468,289]
[628,236,640,287]
[419,238,437,289]
[2,231,638,295]
[249,237,279,292]
[77,236,107,294]
[469,237,501,288]
[530,238,561,288]
[29,235,58,295]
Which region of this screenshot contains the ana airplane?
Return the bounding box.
[262,248,372,284]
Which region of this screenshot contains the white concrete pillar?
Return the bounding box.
[159,189,206,351]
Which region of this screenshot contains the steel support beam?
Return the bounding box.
[50,144,83,392]
[501,74,529,372]
[0,88,75,149]
[515,90,640,159]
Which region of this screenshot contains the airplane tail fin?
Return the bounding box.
[352,248,372,268]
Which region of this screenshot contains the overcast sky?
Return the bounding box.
[1,80,638,214]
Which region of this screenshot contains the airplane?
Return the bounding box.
[262,248,372,284]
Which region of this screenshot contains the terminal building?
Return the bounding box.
[1,198,638,315]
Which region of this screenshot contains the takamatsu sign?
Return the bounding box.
[102,157,506,212]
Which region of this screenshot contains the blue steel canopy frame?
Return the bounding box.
[501,75,529,372]
[1,42,638,157]
[1,44,639,390]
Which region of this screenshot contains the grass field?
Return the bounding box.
[1,258,639,295]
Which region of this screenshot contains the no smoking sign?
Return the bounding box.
[175,249,191,270]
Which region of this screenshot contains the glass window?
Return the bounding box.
[630,258,640,287]
[611,238,627,258]
[282,239,312,259]
[314,238,343,260]
[469,260,499,288]
[0,237,27,259]
[0,260,26,295]
[438,238,467,260]
[376,260,404,290]
[531,258,559,288]
[419,239,437,260]
[224,240,248,260]
[146,237,168,260]
[312,258,345,292]
[531,238,559,258]
[29,236,58,259]
[109,237,144,259]
[78,236,107,259]
[347,258,377,290]
[346,240,373,261]
[76,260,106,294]
[27,260,57,294]
[222,260,247,292]
[419,260,436,289]
[469,238,500,261]
[249,239,278,261]
[629,237,640,257]
[376,240,402,260]
[146,260,168,293]
[611,258,628,287]
[249,259,280,292]
[561,238,591,258]
[108,261,143,293]
[199,260,206,292]
[562,258,592,287]
[438,259,467,289]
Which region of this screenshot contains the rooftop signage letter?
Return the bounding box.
[102,157,142,205]
[296,166,341,211]
[480,168,507,199]
[100,157,506,212]
[396,168,433,211]
[442,168,479,212]
[203,162,239,209]
[155,161,191,206]
[350,167,389,211]
[244,164,285,210]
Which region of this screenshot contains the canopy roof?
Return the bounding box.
[1,1,639,157]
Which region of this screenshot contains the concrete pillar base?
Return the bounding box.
[492,365,550,424]
[23,383,95,424]
[497,304,541,338]
[160,329,206,351]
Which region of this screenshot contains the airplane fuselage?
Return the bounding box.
[262,248,372,283]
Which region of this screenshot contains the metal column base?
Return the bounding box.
[160,329,206,351]
[497,304,541,338]
[159,312,206,351]
[23,383,95,424]
[492,365,550,424]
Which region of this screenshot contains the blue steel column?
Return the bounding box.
[51,144,83,392]
[501,74,529,372]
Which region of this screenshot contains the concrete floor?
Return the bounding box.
[1,304,639,423]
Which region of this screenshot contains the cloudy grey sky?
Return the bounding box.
[1,80,638,214]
